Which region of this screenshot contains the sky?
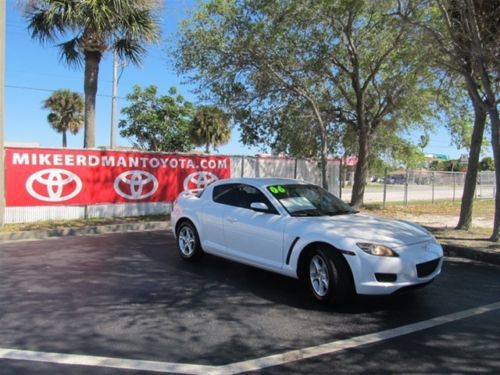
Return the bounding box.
[3,0,492,159]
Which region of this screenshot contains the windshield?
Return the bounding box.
[267,184,357,217]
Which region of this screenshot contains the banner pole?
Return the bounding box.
[0,0,6,226]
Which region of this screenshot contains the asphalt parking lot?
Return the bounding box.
[0,231,499,374]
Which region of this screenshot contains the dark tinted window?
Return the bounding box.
[213,183,278,214]
[213,184,242,206]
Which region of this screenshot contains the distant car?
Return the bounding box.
[171,178,443,304]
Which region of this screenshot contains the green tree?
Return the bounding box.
[42,89,84,148]
[25,0,160,148]
[313,1,436,208]
[479,157,494,171]
[401,0,499,239]
[441,159,460,172]
[238,99,343,159]
[176,0,348,189]
[119,85,193,152]
[388,140,426,169]
[189,106,231,153]
[176,0,437,199]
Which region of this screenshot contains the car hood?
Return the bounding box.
[302,213,431,247]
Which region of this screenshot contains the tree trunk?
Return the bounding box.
[350,126,369,208]
[456,95,486,230]
[62,130,67,148]
[475,61,500,241]
[205,130,210,153]
[307,99,328,190]
[488,105,500,241]
[319,123,328,190]
[83,51,101,148]
[205,119,210,153]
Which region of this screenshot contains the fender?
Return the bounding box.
[172,199,204,237]
[284,233,363,284]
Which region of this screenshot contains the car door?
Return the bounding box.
[197,184,232,254]
[219,184,286,270]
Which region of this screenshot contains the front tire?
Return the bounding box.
[307,248,352,305]
[176,221,203,261]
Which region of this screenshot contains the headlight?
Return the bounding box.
[357,243,399,257]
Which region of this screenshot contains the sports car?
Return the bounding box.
[171,178,443,304]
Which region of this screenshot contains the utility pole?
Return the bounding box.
[110,49,118,149]
[0,0,6,226]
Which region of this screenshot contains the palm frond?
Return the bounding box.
[119,8,160,43]
[57,37,84,68]
[27,8,57,43]
[47,112,63,132]
[113,38,146,66]
[43,89,84,135]
[25,0,78,43]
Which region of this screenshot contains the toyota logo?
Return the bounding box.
[114,170,158,200]
[183,172,219,191]
[26,168,83,202]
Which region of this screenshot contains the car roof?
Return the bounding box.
[213,177,308,188]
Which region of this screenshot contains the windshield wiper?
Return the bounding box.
[325,210,358,216]
[292,209,323,217]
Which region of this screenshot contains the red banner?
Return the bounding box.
[5,147,231,207]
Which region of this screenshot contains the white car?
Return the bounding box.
[171,178,443,304]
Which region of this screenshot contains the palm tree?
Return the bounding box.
[25,0,160,148]
[189,106,231,153]
[43,89,84,147]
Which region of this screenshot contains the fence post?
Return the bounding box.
[294,158,298,179]
[338,158,343,199]
[383,168,387,209]
[432,171,435,203]
[0,1,5,227]
[404,168,409,206]
[479,172,482,199]
[475,172,478,200]
[452,171,456,202]
[241,156,245,177]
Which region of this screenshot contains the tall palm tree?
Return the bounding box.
[25,0,160,148]
[189,106,231,153]
[43,89,84,147]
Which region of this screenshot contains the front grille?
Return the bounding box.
[416,258,441,278]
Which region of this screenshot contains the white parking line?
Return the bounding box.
[0,349,218,374]
[1,301,499,375]
[222,301,500,374]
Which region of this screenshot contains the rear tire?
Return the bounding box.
[306,248,353,305]
[176,221,203,261]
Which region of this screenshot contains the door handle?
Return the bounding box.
[226,217,238,223]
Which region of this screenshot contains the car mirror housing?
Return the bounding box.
[250,202,269,212]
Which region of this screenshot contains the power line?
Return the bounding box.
[7,68,114,84]
[7,68,85,80]
[5,84,126,99]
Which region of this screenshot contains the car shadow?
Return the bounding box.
[138,232,428,315]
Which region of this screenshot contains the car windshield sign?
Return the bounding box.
[267,184,357,217]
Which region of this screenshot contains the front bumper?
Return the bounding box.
[350,241,443,295]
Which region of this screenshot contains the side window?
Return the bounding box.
[213,184,278,214]
[213,184,243,207]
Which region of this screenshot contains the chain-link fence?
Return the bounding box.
[230,156,340,196]
[4,147,493,223]
[341,169,495,205]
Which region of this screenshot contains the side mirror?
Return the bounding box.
[250,202,269,212]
